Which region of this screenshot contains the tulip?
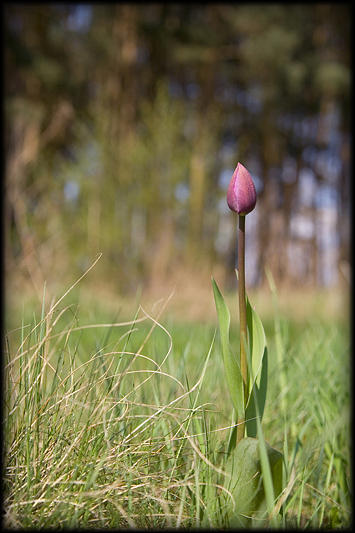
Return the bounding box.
[227,163,257,443]
[227,163,257,216]
[213,163,281,523]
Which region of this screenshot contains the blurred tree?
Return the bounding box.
[224,3,350,286]
[4,4,350,300]
[5,4,79,299]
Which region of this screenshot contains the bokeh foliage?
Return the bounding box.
[4,4,351,301]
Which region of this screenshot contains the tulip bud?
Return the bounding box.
[227,163,257,216]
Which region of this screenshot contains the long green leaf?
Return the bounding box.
[245,352,268,437]
[245,295,268,437]
[246,293,267,391]
[211,277,244,420]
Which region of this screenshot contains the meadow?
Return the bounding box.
[3,269,351,529]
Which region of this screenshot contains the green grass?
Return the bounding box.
[3,275,351,529]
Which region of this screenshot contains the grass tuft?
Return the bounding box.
[3,269,351,528]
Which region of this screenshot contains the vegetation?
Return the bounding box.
[3,267,351,528]
[4,5,351,529]
[5,4,351,300]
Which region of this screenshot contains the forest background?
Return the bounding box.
[4,3,351,325]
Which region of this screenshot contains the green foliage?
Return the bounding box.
[226,437,283,527]
[212,273,281,524]
[245,292,268,438]
[211,277,268,440]
[211,277,244,420]
[3,268,351,529]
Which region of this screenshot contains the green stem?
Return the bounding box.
[236,214,248,445]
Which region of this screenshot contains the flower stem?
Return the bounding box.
[237,214,248,445]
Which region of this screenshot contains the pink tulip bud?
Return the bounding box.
[227,163,257,216]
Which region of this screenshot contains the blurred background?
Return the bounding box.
[4,4,351,322]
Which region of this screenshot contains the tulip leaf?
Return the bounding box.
[212,277,244,420]
[245,294,268,437]
[226,437,283,527]
[245,358,268,438]
[246,293,267,389]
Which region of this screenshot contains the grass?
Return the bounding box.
[3,270,351,529]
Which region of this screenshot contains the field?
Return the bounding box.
[3,271,351,529]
